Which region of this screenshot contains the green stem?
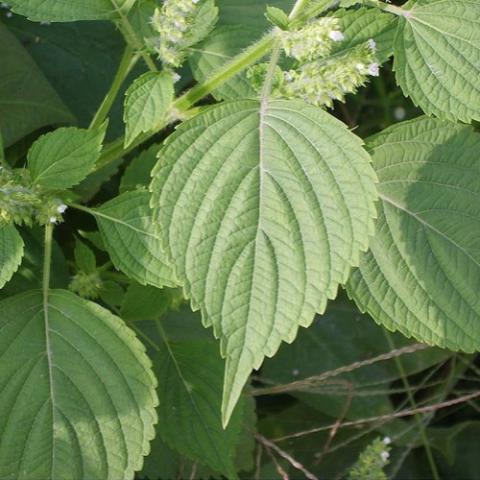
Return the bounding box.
[90,46,139,130]
[43,223,53,307]
[110,0,157,71]
[93,0,314,174]
[384,332,440,480]
[95,32,275,169]
[173,33,276,112]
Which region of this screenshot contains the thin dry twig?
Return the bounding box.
[256,433,318,480]
[273,390,480,442]
[253,343,428,396]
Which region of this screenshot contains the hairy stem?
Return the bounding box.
[43,223,53,307]
[90,46,139,130]
[362,0,410,16]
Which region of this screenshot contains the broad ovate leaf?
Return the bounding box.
[393,0,480,122]
[7,0,136,21]
[347,117,480,352]
[0,289,157,479]
[124,72,174,148]
[155,336,245,478]
[0,224,24,289]
[0,22,73,147]
[28,125,106,190]
[93,190,176,288]
[151,99,377,424]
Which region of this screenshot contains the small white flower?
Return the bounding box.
[355,63,365,72]
[383,436,392,445]
[368,62,380,76]
[49,216,58,224]
[172,72,181,83]
[367,38,377,51]
[57,204,67,214]
[5,11,12,17]
[380,451,390,462]
[329,30,344,42]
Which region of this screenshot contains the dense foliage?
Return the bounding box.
[0,0,479,478]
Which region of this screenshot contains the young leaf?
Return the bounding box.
[28,125,106,190]
[74,237,97,273]
[0,289,157,479]
[154,334,245,478]
[0,224,24,289]
[347,117,480,353]
[265,6,290,30]
[124,72,174,148]
[6,0,136,21]
[92,190,177,288]
[0,22,73,148]
[151,99,378,425]
[393,0,480,122]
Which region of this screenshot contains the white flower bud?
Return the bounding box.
[329,30,344,42]
[368,62,380,76]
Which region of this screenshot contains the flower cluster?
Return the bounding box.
[348,437,392,480]
[249,16,380,109]
[69,271,103,299]
[149,0,201,68]
[0,167,67,226]
[280,41,379,108]
[281,17,342,63]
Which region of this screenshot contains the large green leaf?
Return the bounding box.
[124,72,174,148]
[347,117,480,352]
[7,0,135,21]
[154,335,246,478]
[151,99,377,425]
[93,190,176,288]
[0,22,72,148]
[28,126,106,189]
[0,224,24,289]
[7,16,138,136]
[393,0,480,122]
[0,289,157,480]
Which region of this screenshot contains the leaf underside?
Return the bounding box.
[0,289,157,480]
[0,224,24,289]
[95,190,176,288]
[347,116,480,352]
[394,0,480,122]
[151,99,377,425]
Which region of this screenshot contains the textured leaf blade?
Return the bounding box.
[94,190,176,288]
[347,117,480,352]
[7,0,135,21]
[0,22,73,148]
[28,126,106,189]
[124,72,174,148]
[151,99,377,425]
[393,0,480,122]
[334,8,397,64]
[0,224,24,289]
[120,144,160,193]
[0,289,157,480]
